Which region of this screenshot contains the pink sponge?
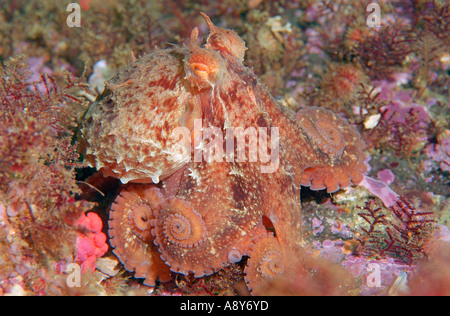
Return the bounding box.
[359,175,399,208]
[75,212,108,273]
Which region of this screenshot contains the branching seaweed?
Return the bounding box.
[356,196,435,264]
[353,24,416,80]
[363,106,429,158]
[0,56,94,295]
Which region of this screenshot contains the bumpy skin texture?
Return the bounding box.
[81,49,200,184]
[81,14,366,294]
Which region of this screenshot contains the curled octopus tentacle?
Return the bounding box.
[296,107,367,193]
[244,234,285,295]
[109,185,171,286]
[151,197,217,277]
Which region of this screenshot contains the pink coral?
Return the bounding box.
[75,212,108,273]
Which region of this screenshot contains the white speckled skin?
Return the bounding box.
[81,48,200,184]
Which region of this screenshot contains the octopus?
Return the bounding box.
[80,13,366,294]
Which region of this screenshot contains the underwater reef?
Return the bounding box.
[0,0,448,296]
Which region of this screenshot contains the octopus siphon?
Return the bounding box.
[80,13,366,294]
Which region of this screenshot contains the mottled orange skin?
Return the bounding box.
[81,14,366,293]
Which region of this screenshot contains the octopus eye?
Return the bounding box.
[191,62,211,81]
[184,50,225,89]
[185,26,227,89]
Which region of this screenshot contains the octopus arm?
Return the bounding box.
[295,107,367,193]
[108,185,171,285]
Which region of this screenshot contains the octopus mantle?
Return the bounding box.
[81,14,366,294]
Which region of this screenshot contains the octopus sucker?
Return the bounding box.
[295,107,366,193]
[81,14,367,294]
[244,234,285,295]
[108,185,171,285]
[150,196,218,277]
[152,197,207,249]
